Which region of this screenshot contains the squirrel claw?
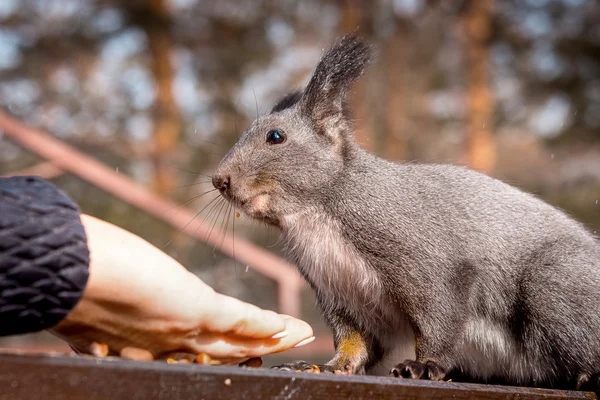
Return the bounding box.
[390,360,447,381]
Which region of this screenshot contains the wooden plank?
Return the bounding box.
[0,352,594,400]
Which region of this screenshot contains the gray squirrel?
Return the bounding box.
[212,34,600,392]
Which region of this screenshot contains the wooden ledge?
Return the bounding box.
[0,351,594,399]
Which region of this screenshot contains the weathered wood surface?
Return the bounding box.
[0,352,595,400]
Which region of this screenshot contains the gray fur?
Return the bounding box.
[213,34,600,391]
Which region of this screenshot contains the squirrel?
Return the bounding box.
[212,34,600,393]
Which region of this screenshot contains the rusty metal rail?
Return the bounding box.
[0,352,594,400]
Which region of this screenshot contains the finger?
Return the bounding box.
[186,316,314,360]
[199,291,287,339]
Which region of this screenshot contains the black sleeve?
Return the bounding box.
[0,176,90,336]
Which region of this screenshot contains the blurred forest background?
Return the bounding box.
[0,0,599,364]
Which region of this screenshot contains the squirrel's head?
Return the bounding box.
[213,34,372,226]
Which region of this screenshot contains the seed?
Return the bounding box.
[195,353,212,365]
[304,365,320,373]
[334,370,343,375]
[235,211,240,218]
[120,347,153,361]
[166,357,194,364]
[224,378,232,386]
[89,342,109,358]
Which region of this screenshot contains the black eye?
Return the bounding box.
[266,129,286,145]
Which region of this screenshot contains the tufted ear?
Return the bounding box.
[271,90,302,113]
[300,34,372,130]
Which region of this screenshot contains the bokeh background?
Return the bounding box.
[0,0,599,366]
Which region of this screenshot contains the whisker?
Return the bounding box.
[266,225,283,248]
[217,201,232,252]
[163,194,221,248]
[163,188,219,214]
[198,196,224,237]
[174,181,213,189]
[167,163,212,178]
[207,198,228,246]
[232,205,237,266]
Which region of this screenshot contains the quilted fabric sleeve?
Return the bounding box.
[0,176,90,336]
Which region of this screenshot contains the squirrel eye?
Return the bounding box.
[266,129,286,145]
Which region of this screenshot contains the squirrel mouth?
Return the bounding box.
[240,192,268,206]
[239,192,270,214]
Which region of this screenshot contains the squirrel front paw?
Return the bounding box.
[390,359,447,381]
[271,360,341,374]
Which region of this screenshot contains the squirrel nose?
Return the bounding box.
[212,174,230,193]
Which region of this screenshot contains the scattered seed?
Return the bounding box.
[195,353,212,365]
[235,211,240,218]
[120,347,153,361]
[304,365,320,374]
[89,342,109,358]
[334,370,343,375]
[166,357,194,364]
[224,378,232,387]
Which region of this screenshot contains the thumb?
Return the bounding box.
[199,291,287,339]
[185,315,315,360]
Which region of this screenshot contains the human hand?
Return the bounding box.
[49,215,314,362]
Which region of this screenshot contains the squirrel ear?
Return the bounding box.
[271,90,302,113]
[300,34,372,127]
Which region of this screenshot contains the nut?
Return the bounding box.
[120,347,153,361]
[194,353,221,365]
[195,353,212,365]
[89,342,109,358]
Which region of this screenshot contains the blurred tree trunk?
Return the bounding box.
[382,28,408,162]
[338,1,407,161]
[462,0,496,174]
[339,0,375,153]
[137,0,182,195]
